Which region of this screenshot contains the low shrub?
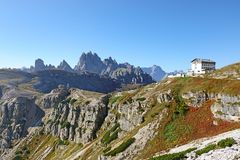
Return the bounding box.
[196,144,217,156]
[57,139,70,145]
[104,138,135,156]
[13,155,22,160]
[217,138,236,148]
[61,121,71,129]
[109,96,122,105]
[136,97,146,101]
[151,148,196,160]
[103,147,111,153]
[195,138,236,156]
[70,98,77,105]
[102,123,120,145]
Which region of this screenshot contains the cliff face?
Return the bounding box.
[0,96,44,149]
[44,93,108,144]
[39,85,70,108]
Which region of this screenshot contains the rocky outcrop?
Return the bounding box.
[34,58,56,72]
[39,85,70,108]
[44,96,108,144]
[35,59,46,72]
[111,109,168,160]
[142,65,166,81]
[157,92,173,103]
[0,96,44,149]
[211,95,240,122]
[182,91,209,107]
[57,60,73,72]
[115,101,146,132]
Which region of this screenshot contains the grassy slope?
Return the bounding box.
[207,62,240,79]
[139,77,240,159]
[157,77,240,95]
[11,75,240,160]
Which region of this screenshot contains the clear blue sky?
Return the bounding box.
[0,0,239,72]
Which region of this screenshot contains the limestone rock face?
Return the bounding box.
[157,92,173,103]
[0,97,44,149]
[117,101,145,131]
[39,85,70,108]
[57,60,73,72]
[182,91,209,107]
[211,95,240,122]
[44,96,108,144]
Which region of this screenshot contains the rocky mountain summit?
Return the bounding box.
[74,52,154,84]
[142,65,166,81]
[57,60,74,72]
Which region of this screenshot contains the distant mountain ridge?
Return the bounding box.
[26,51,155,85]
[142,65,166,81]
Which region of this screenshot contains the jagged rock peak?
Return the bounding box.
[74,51,106,74]
[57,60,73,72]
[35,58,46,71]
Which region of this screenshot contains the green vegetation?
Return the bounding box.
[163,85,191,143]
[104,138,136,156]
[164,120,192,143]
[196,144,217,156]
[151,148,197,160]
[70,98,77,105]
[61,121,71,129]
[103,147,111,153]
[196,138,236,156]
[57,139,70,146]
[136,97,146,101]
[109,96,122,105]
[172,85,189,119]
[13,155,23,160]
[217,138,236,148]
[102,123,121,145]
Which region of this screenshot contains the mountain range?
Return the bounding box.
[25,52,158,85]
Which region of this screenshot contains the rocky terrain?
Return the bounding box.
[0,62,240,160]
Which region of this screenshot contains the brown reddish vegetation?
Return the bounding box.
[185,101,240,140]
[140,100,240,159]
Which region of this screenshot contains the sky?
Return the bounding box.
[0,0,239,72]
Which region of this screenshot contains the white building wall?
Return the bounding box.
[191,62,204,74]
